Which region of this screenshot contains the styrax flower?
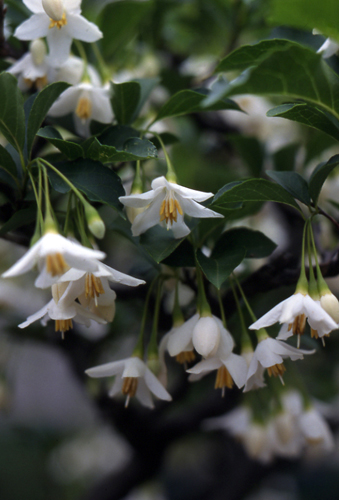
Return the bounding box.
[85,356,172,408]
[317,37,339,58]
[14,0,103,66]
[119,176,223,239]
[298,406,334,454]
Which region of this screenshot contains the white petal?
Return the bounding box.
[172,183,214,202]
[108,376,123,397]
[130,194,164,236]
[144,367,172,401]
[14,14,49,40]
[170,215,191,239]
[85,359,125,378]
[135,378,154,409]
[317,38,339,58]
[48,87,79,116]
[47,29,73,66]
[279,293,305,324]
[95,262,145,287]
[249,297,289,330]
[90,89,114,124]
[18,300,51,328]
[65,0,81,11]
[222,352,248,388]
[187,357,222,374]
[119,189,158,208]
[167,313,199,356]
[66,14,103,42]
[23,0,45,13]
[122,357,146,378]
[276,323,293,340]
[180,197,223,219]
[73,115,91,138]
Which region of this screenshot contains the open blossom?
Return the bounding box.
[85,356,172,408]
[119,176,223,239]
[14,0,103,66]
[2,231,106,288]
[249,292,338,340]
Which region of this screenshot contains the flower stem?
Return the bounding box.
[148,278,163,357]
[151,132,177,183]
[217,289,227,328]
[232,273,257,323]
[230,277,252,347]
[133,276,158,357]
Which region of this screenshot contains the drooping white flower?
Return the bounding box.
[119,176,223,239]
[2,231,106,287]
[244,337,314,391]
[48,81,113,137]
[317,37,339,58]
[85,356,172,408]
[249,292,338,340]
[298,406,334,454]
[14,0,103,66]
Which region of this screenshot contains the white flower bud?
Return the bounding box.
[192,316,220,358]
[29,39,47,66]
[320,292,339,323]
[42,0,64,21]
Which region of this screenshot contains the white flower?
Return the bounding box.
[85,356,172,408]
[14,0,103,66]
[249,292,338,340]
[317,37,339,58]
[241,348,266,390]
[119,176,223,239]
[298,406,334,454]
[48,82,113,137]
[2,231,106,288]
[244,337,314,391]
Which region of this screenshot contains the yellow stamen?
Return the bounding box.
[46,253,69,276]
[175,350,196,364]
[267,363,286,378]
[75,96,92,120]
[288,314,306,336]
[85,274,105,299]
[55,319,73,333]
[49,12,67,29]
[122,377,138,398]
[159,194,183,227]
[214,366,234,391]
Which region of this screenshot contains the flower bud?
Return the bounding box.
[320,292,339,323]
[30,39,47,66]
[84,203,106,239]
[42,0,64,20]
[192,316,220,358]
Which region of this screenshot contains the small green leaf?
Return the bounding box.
[309,154,339,204]
[214,227,277,260]
[154,89,242,122]
[266,170,311,206]
[140,226,186,263]
[267,103,339,141]
[111,81,141,125]
[196,246,246,289]
[0,72,25,153]
[0,144,18,178]
[47,159,125,212]
[0,207,36,235]
[37,127,84,160]
[26,82,70,156]
[212,178,301,211]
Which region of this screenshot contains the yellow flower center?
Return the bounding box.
[85,274,105,300]
[46,252,69,276]
[159,192,183,227]
[55,319,73,339]
[49,12,67,29]
[24,75,48,90]
[122,377,138,407]
[288,314,306,336]
[175,350,196,365]
[214,366,234,395]
[267,363,286,379]
[75,96,92,121]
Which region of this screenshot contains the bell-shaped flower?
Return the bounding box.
[2,231,106,287]
[48,81,113,137]
[249,292,338,340]
[14,0,103,66]
[298,406,334,454]
[244,336,314,391]
[85,356,172,408]
[119,176,223,239]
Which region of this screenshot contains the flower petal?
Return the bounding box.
[144,367,172,401]
[222,352,248,388]
[180,197,223,219]
[119,189,158,208]
[135,378,154,408]
[48,87,79,116]
[47,28,73,66]
[187,357,222,374]
[85,359,126,378]
[130,194,164,236]
[23,0,45,13]
[18,300,51,328]
[167,313,199,356]
[15,14,49,40]
[66,13,103,42]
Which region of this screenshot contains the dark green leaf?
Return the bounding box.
[154,89,242,122]
[0,207,36,235]
[161,239,196,267]
[84,136,157,163]
[47,159,125,212]
[111,81,141,125]
[227,135,264,177]
[0,144,18,178]
[0,72,25,152]
[99,1,152,58]
[37,127,84,160]
[26,82,70,156]
[272,143,301,172]
[309,154,339,204]
[196,247,246,289]
[267,103,339,141]
[140,226,185,263]
[148,132,179,150]
[214,227,277,260]
[269,0,339,42]
[212,178,301,211]
[131,78,160,121]
[266,170,311,206]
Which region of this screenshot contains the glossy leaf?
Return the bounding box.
[47,159,125,212]
[26,82,70,156]
[0,144,18,178]
[309,154,339,204]
[214,227,277,260]
[266,170,311,206]
[111,81,141,125]
[131,78,160,121]
[140,226,185,263]
[0,72,25,153]
[0,207,36,235]
[37,127,84,160]
[84,136,157,163]
[196,247,246,289]
[211,178,301,211]
[267,103,339,141]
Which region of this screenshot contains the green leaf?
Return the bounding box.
[214,227,277,259]
[131,78,160,121]
[111,81,141,125]
[267,103,339,141]
[139,226,185,263]
[99,1,152,58]
[161,240,196,267]
[227,135,264,177]
[269,0,339,42]
[153,89,242,122]
[26,82,70,156]
[272,143,301,172]
[0,207,36,235]
[266,170,311,206]
[212,178,301,211]
[196,246,246,289]
[84,136,157,163]
[0,72,25,153]
[0,144,18,178]
[213,40,339,122]
[47,159,125,212]
[309,154,339,204]
[37,127,84,160]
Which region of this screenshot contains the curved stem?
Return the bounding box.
[134,275,158,357]
[232,273,257,323]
